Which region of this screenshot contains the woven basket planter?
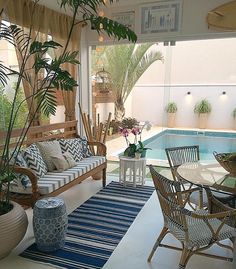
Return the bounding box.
[213,151,236,175]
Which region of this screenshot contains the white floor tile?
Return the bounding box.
[0,176,233,269]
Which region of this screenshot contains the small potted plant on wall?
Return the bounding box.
[194,99,212,129]
[165,102,177,128]
[232,108,236,130]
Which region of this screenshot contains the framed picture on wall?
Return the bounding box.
[140,0,183,34]
[112,11,135,31]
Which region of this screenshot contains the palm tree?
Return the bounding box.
[94,43,163,121]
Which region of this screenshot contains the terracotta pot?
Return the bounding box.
[198,113,208,129]
[167,113,176,128]
[92,172,102,180]
[0,201,28,259]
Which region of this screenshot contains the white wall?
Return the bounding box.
[83,0,236,127]
[96,103,114,122]
[131,85,236,129]
[87,0,236,45]
[131,86,165,125]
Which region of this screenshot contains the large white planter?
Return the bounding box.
[0,201,28,259]
[167,113,176,128]
[198,113,208,129]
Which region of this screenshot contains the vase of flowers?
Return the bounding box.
[119,123,151,158]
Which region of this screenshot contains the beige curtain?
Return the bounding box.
[49,11,82,122]
[1,0,83,123]
[4,0,48,126]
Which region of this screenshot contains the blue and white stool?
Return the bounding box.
[33,197,68,252]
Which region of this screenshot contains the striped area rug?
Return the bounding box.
[20,181,155,269]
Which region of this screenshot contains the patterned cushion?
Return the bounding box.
[9,156,106,195]
[23,144,47,178]
[36,140,63,171]
[80,137,92,158]
[58,139,84,162]
[9,151,30,189]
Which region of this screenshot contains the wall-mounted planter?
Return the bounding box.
[167,113,176,128]
[165,102,177,128]
[194,99,211,129]
[198,113,208,129]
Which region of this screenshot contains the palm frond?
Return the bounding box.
[123,50,163,101]
[0,62,9,87]
[52,69,78,91]
[60,0,113,11]
[36,89,57,116]
[56,51,80,65]
[90,16,137,42]
[0,24,30,55]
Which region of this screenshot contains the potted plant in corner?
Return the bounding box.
[0,0,137,259]
[165,102,177,128]
[232,108,236,130]
[194,99,212,129]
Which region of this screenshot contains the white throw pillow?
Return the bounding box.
[51,151,77,172]
[36,140,63,172]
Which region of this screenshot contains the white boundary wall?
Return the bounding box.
[129,85,236,130]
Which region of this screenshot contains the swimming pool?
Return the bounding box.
[143,129,236,161]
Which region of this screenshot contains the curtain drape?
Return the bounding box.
[49,12,82,122]
[0,0,82,123]
[4,0,48,126]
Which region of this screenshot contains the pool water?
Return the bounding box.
[144,129,236,161]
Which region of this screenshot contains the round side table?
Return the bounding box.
[119,156,146,187]
[33,197,68,252]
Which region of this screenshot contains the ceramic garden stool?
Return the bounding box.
[33,197,68,252]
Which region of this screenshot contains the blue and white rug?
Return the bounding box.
[20,181,155,269]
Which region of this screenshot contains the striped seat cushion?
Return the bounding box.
[10,156,106,195]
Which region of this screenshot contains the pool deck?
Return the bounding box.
[106,126,236,166]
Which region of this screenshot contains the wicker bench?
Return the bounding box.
[0,120,107,207]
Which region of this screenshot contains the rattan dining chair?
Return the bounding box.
[165,145,235,208]
[165,145,200,181]
[165,145,208,207]
[148,165,236,269]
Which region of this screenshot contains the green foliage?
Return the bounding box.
[124,143,137,157]
[0,86,28,131]
[108,119,121,134]
[92,43,163,120]
[165,102,177,113]
[232,108,236,118]
[60,0,137,43]
[194,99,212,114]
[121,117,139,129]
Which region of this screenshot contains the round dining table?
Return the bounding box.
[177,161,236,195]
[177,161,236,268]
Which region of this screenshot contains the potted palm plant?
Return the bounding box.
[165,102,177,128]
[233,108,236,130]
[0,0,136,259]
[194,99,212,129]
